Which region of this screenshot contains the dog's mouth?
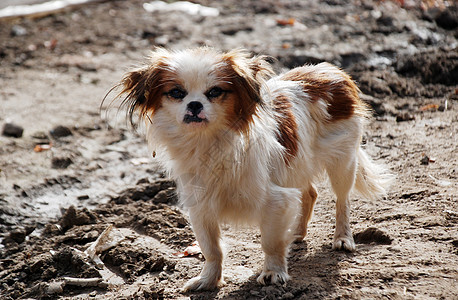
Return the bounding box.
[183,115,208,124]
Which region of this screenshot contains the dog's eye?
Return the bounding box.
[206,87,224,99]
[168,88,187,100]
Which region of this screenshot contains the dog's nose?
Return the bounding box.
[187,101,204,116]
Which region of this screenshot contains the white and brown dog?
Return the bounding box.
[112,48,391,291]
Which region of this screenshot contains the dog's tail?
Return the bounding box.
[354,147,393,200]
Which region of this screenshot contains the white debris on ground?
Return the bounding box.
[143,1,219,17]
[85,224,125,268]
[0,0,100,19]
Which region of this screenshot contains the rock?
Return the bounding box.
[50,125,72,138]
[46,281,64,295]
[153,187,177,204]
[136,177,150,185]
[250,290,261,296]
[395,112,415,122]
[396,50,458,86]
[43,223,62,235]
[1,225,34,245]
[423,7,442,22]
[452,240,458,248]
[51,157,73,169]
[435,9,458,30]
[360,94,386,115]
[388,245,402,253]
[278,53,325,69]
[250,1,278,14]
[11,25,27,37]
[354,227,392,245]
[2,123,24,138]
[31,131,50,143]
[357,73,393,97]
[261,285,282,298]
[420,155,430,165]
[221,24,253,36]
[281,292,295,299]
[59,206,97,231]
[339,52,367,69]
[9,228,27,244]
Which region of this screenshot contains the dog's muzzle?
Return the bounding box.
[184,101,207,123]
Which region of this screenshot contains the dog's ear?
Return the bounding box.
[116,51,171,126]
[221,50,274,132]
[118,67,147,124]
[120,65,165,125]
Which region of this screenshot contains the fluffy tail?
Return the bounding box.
[354,147,394,200]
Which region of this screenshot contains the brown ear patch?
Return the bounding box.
[118,61,171,125]
[281,63,367,121]
[273,94,299,165]
[219,50,274,133]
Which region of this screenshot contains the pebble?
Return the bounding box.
[136,177,150,185]
[281,292,295,300]
[159,271,169,280]
[46,281,64,295]
[51,157,73,169]
[153,187,177,204]
[420,155,430,165]
[353,227,393,245]
[435,9,458,30]
[250,290,260,296]
[395,112,415,122]
[2,123,24,138]
[50,125,72,138]
[261,285,281,296]
[388,245,402,253]
[32,131,50,142]
[11,25,27,37]
[9,228,27,244]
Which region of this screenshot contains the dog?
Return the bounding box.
[110,47,391,291]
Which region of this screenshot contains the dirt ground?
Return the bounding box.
[0,0,457,299]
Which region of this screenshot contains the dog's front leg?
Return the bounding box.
[183,207,224,291]
[257,186,301,285]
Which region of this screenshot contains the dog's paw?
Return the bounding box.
[257,270,289,285]
[183,276,224,292]
[332,235,356,252]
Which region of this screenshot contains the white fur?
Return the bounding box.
[126,49,391,291]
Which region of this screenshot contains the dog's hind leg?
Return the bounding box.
[326,155,357,252]
[257,186,301,285]
[294,185,317,242]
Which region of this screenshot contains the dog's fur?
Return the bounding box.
[112,48,391,291]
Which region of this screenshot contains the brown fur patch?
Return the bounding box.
[117,54,178,125]
[219,50,274,133]
[281,63,367,121]
[273,94,299,165]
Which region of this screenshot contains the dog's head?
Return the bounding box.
[116,48,273,135]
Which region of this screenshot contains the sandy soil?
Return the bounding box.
[0,0,457,299]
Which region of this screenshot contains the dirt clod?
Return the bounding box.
[395,112,415,122]
[50,125,73,138]
[396,50,458,86]
[2,123,24,138]
[435,9,458,30]
[51,156,73,169]
[354,227,393,245]
[4,228,27,244]
[420,155,430,165]
[59,205,97,231]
